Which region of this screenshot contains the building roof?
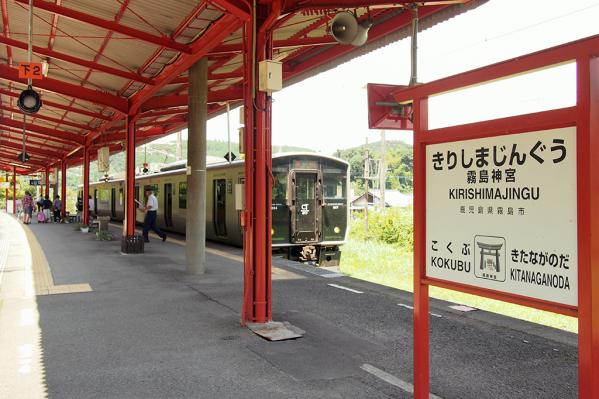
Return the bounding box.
[351,189,413,207]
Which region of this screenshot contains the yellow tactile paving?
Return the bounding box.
[21,223,93,296]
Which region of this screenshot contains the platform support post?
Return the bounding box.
[61,160,67,217]
[82,145,90,226]
[121,115,144,253]
[12,166,16,215]
[4,172,8,211]
[578,56,599,399]
[413,97,429,399]
[242,3,278,325]
[44,166,49,198]
[186,57,208,274]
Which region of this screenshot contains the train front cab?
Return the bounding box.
[272,155,348,266]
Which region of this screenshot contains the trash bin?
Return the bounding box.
[97,216,110,231]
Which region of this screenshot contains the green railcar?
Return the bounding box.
[82,153,349,266]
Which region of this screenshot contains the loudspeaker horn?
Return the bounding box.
[330,11,372,47]
[330,11,359,45]
[351,19,373,47]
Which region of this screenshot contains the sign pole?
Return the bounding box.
[413,96,429,399]
[578,55,599,399]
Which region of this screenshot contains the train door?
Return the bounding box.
[111,188,116,218]
[164,183,173,227]
[93,189,98,215]
[289,170,322,244]
[213,179,227,237]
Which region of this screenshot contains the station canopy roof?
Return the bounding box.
[0,0,484,175]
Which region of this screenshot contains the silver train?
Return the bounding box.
[81,153,350,266]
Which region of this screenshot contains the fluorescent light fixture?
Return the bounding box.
[41,59,49,77]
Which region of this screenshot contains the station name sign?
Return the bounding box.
[426,127,577,306]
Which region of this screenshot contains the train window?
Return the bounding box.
[179,182,187,209]
[272,173,287,202]
[99,189,110,201]
[324,175,346,199]
[296,174,315,200]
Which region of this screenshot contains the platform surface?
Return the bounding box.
[0,212,578,398]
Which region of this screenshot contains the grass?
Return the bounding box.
[340,239,578,333]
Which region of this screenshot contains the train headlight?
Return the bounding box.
[271,228,275,236]
[334,226,340,234]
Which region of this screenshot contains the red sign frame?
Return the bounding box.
[384,34,599,398]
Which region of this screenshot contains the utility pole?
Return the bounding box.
[364,137,370,237]
[176,131,182,161]
[380,129,386,212]
[226,102,232,163]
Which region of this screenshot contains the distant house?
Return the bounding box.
[351,189,413,210]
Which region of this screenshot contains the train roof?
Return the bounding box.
[84,152,348,187]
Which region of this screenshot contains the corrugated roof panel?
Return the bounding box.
[49,19,108,61]
[62,0,122,23]
[84,71,131,95]
[117,0,199,37]
[97,36,158,73]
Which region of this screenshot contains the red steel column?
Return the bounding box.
[125,115,136,238]
[61,160,67,216]
[413,96,429,399]
[12,166,16,214]
[44,166,50,197]
[242,3,278,324]
[242,19,255,324]
[4,172,8,211]
[82,146,90,225]
[579,55,599,398]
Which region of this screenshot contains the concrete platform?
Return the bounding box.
[0,212,578,398]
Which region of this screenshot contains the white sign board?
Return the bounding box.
[426,127,577,306]
[97,146,110,173]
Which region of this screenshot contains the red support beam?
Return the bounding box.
[0,139,64,159]
[82,145,90,225]
[281,0,459,13]
[0,125,78,148]
[140,87,243,112]
[0,154,45,168]
[0,88,112,121]
[15,0,193,54]
[124,116,135,237]
[0,117,85,145]
[60,159,66,216]
[44,166,49,197]
[2,105,92,131]
[284,5,446,80]
[12,166,16,214]
[211,0,251,21]
[0,64,128,113]
[129,14,244,115]
[0,35,156,85]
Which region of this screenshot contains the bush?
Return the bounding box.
[349,207,413,251]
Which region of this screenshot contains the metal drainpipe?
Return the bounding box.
[409,4,419,86]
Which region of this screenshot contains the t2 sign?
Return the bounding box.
[426,127,577,306]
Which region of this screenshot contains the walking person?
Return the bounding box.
[22,191,33,224]
[36,195,43,213]
[141,186,166,243]
[53,195,62,223]
[88,195,95,217]
[42,195,52,223]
